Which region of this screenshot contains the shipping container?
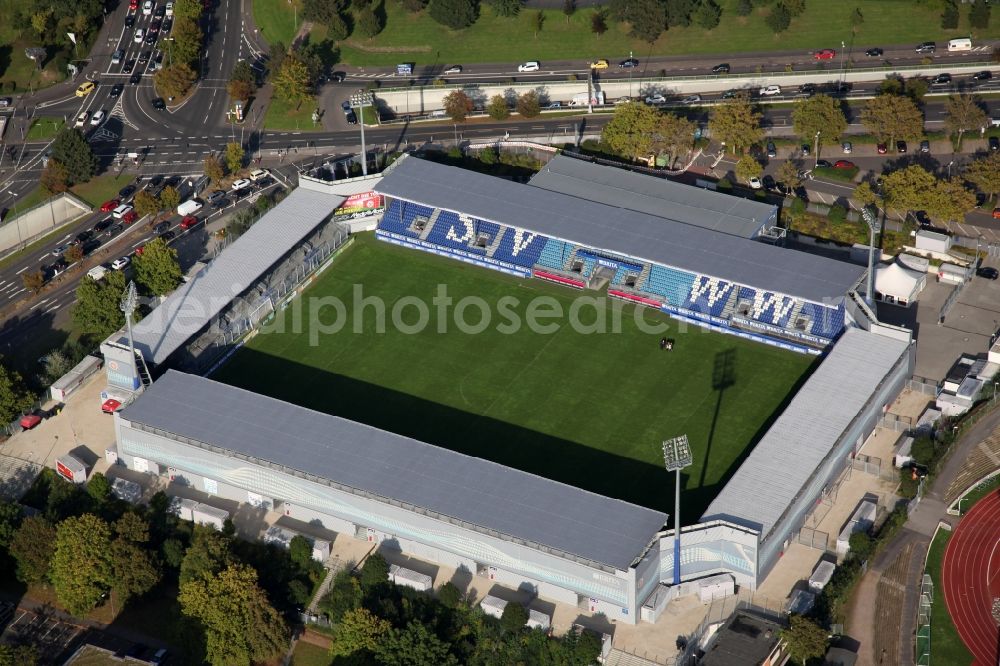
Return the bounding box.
[192,503,229,530]
[168,496,198,522]
[808,561,835,592]
[480,595,508,619]
[55,454,87,484]
[49,355,102,401]
[527,609,551,632]
[389,564,433,592]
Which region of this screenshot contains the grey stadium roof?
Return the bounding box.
[529,155,772,239]
[700,328,910,539]
[375,156,864,304]
[124,187,342,365]
[121,370,668,570]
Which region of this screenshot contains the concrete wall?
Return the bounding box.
[114,419,646,622]
[0,193,91,257]
[373,63,992,114]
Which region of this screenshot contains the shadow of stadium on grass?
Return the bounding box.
[214,348,810,520]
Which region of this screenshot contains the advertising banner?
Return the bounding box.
[335,192,384,217]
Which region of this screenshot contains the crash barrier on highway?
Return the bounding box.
[0,192,90,259]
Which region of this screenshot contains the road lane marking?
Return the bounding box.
[15,265,29,275]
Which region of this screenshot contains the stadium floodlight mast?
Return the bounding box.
[120,280,140,390]
[662,435,693,586]
[349,91,375,177]
[861,205,879,307]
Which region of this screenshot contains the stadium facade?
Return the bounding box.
[106,154,914,625]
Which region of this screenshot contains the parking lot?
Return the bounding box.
[0,603,86,663]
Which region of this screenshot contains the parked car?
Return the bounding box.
[865,47,884,57]
[834,160,855,169]
[443,65,462,74]
[974,71,993,81]
[920,140,930,153]
[19,414,42,430]
[122,210,138,225]
[180,215,199,230]
[93,218,113,233]
[798,83,817,96]
[618,58,639,69]
[517,61,540,72]
[815,160,832,168]
[111,256,131,270]
[589,59,609,70]
[977,267,999,280]
[73,112,89,128]
[230,179,252,190]
[90,110,106,126]
[748,176,762,189]
[991,136,1000,152]
[877,142,887,154]
[154,221,170,234]
[842,141,852,154]
[102,398,122,414]
[759,85,781,96]
[932,73,952,86]
[711,63,730,74]
[681,95,701,104]
[993,207,1000,220]
[915,41,936,54]
[207,189,226,203]
[211,197,230,208]
[976,192,987,208]
[766,141,776,158]
[762,175,776,190]
[644,94,666,105]
[100,199,120,213]
[345,110,357,125]
[897,140,907,153]
[813,49,836,60]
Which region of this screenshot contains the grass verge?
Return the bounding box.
[812,166,859,183]
[25,117,65,142]
[291,642,332,666]
[924,527,975,666]
[264,94,322,130]
[213,233,814,515]
[252,0,303,47]
[68,174,135,209]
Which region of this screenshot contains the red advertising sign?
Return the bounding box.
[56,460,75,482]
[334,192,384,216]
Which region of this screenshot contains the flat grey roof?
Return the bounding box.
[375,156,863,304]
[121,371,667,569]
[701,328,910,538]
[125,188,342,365]
[529,155,772,238]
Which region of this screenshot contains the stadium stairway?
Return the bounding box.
[485,227,507,256]
[720,288,741,320]
[562,247,580,272]
[635,263,652,292]
[419,209,442,240]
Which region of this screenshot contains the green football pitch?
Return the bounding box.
[215,234,815,516]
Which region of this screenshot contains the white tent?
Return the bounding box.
[875,262,926,307]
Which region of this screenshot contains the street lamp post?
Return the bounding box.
[947,160,954,179]
[662,435,693,586]
[814,130,821,167]
[120,281,140,390]
[861,205,880,306]
[628,50,634,98]
[350,91,375,176]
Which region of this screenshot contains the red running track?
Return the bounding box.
[942,490,1000,666]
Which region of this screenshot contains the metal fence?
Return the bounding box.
[797,526,830,551]
[916,573,934,665]
[880,413,914,432]
[907,376,941,398]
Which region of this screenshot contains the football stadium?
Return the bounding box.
[103,153,914,625]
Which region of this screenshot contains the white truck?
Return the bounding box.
[177,198,203,216]
[569,91,605,107]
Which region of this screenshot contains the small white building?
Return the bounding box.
[874,261,926,307]
[808,561,836,592]
[915,229,952,254]
[388,564,433,592]
[480,595,508,619]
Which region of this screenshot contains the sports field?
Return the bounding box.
[215,234,814,516]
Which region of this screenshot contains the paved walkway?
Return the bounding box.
[847,406,1000,665]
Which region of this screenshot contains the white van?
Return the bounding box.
[249,168,270,182]
[177,199,202,216]
[948,38,972,52]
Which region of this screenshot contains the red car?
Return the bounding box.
[814,49,836,60]
[19,413,42,430]
[993,207,1000,220]
[834,160,855,169]
[134,245,145,257]
[100,199,120,213]
[129,0,138,9]
[180,215,199,230]
[877,143,887,155]
[122,210,138,224]
[101,398,122,414]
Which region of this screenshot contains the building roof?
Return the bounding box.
[125,187,342,365]
[120,370,667,570]
[529,155,773,238]
[375,156,863,304]
[699,611,783,666]
[875,262,925,299]
[701,328,910,539]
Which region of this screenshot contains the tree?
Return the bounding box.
[0,645,38,666]
[173,0,205,21]
[708,94,764,154]
[318,569,362,624]
[73,267,127,339]
[179,563,288,666]
[0,363,34,426]
[111,515,160,605]
[357,4,385,38]
[792,94,847,146]
[360,552,389,588]
[9,516,56,584]
[273,56,312,108]
[562,0,574,22]
[500,601,528,632]
[970,1,991,30]
[154,63,198,100]
[764,2,790,33]
[590,8,608,37]
[934,177,977,222]
[86,472,111,505]
[50,129,96,185]
[783,0,804,16]
[204,155,225,182]
[881,166,975,222]
[602,103,695,162]
[326,12,350,39]
[288,535,313,570]
[268,42,288,80]
[437,581,462,608]
[40,159,69,193]
[735,0,752,16]
[516,90,541,118]
[51,514,113,615]
[905,77,929,102]
[626,0,666,42]
[429,0,479,29]
[376,622,458,666]
[157,186,179,214]
[488,0,522,17]
[133,190,160,218]
[0,501,22,549]
[776,160,802,192]
[166,17,203,68]
[179,525,231,586]
[224,143,245,174]
[735,154,763,184]
[848,531,874,561]
[693,0,721,30]
[666,0,695,26]
[21,270,44,294]
[227,60,257,100]
[63,244,83,265]
[944,94,988,146]
[860,94,925,146]
[965,152,1000,201]
[442,90,474,122]
[532,9,545,36]
[780,615,829,664]
[302,0,348,27]
[941,0,959,30]
[331,607,390,658]
[162,539,185,569]
[849,6,863,30]
[486,94,509,120]
[853,181,879,208]
[133,238,182,297]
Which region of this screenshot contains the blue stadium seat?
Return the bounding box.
[736,286,797,327]
[537,239,573,271]
[424,211,502,254]
[611,265,632,285]
[796,302,846,339]
[379,200,435,237]
[492,228,548,268]
[684,275,735,316]
[644,265,696,303]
